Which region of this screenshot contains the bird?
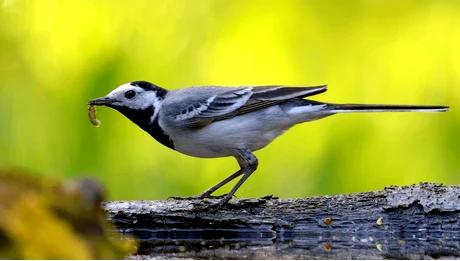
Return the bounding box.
[88,81,448,209]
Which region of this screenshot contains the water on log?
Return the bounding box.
[104,183,460,259]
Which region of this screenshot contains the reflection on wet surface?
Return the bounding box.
[123,226,460,259]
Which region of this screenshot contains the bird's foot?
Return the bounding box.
[168,195,203,200]
[185,194,234,212]
[204,194,232,199]
[204,196,232,212]
[168,193,232,201]
[195,195,273,212]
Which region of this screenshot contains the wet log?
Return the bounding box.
[104,183,460,259]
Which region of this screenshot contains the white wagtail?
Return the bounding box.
[89,81,448,208]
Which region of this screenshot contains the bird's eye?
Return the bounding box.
[124,90,136,99]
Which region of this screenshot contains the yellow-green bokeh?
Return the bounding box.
[1,0,458,199]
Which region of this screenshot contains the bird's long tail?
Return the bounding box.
[327,104,449,113]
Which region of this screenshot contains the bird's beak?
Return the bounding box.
[88,96,113,106]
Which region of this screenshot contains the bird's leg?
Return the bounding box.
[197,169,243,199]
[212,150,258,209]
[169,164,243,200]
[171,151,258,203]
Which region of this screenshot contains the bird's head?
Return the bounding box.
[89,81,167,110]
[88,81,168,127]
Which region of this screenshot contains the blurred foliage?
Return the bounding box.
[0,0,458,199]
[0,169,136,259]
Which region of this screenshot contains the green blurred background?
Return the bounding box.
[0,0,458,199]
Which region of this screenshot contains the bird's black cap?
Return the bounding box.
[131,81,168,98]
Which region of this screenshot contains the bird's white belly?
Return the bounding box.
[164,107,293,158]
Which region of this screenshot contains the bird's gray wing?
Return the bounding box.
[235,85,327,115]
[172,85,327,128]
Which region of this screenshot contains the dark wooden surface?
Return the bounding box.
[104,183,460,259]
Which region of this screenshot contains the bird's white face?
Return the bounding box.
[105,83,161,111]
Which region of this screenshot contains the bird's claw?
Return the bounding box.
[203,198,231,212]
[168,195,203,200]
[169,193,235,201]
[204,193,233,199]
[196,195,272,212]
[170,194,242,212]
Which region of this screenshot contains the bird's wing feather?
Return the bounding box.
[171,85,327,128]
[235,85,327,115]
